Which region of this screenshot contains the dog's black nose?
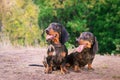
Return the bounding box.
[45,29,49,34]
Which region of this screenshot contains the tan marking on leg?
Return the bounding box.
[60,65,65,74]
[88,64,94,70]
[61,52,66,57]
[74,65,80,72]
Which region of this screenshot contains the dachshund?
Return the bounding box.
[43,22,69,74]
[66,32,98,72]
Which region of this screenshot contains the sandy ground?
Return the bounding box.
[0,47,120,80]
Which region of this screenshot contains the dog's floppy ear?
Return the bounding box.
[61,25,69,44]
[92,37,98,54]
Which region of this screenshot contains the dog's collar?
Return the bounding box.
[52,43,62,47]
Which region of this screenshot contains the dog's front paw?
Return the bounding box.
[87,67,94,71]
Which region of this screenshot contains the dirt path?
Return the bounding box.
[0,48,120,80]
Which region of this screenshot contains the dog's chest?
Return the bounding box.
[77,48,91,61]
[52,45,66,64]
[54,47,63,55]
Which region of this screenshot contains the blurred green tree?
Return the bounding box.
[1,0,41,46]
[35,0,120,54]
[1,0,120,54]
[87,0,120,54]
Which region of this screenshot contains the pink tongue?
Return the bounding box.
[46,35,54,40]
[76,45,85,53]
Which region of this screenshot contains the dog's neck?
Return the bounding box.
[51,38,62,47]
[49,40,62,48]
[52,43,62,48]
[48,36,63,47]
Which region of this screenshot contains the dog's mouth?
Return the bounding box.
[46,34,57,40]
[76,45,85,53]
[76,38,92,48]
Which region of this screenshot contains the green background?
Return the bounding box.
[0,0,120,55]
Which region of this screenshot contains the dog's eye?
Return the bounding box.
[53,25,60,31]
[55,26,59,30]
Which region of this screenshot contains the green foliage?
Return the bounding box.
[1,0,120,54]
[35,0,120,54]
[87,0,120,54]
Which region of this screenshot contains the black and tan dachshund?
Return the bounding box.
[66,32,98,72]
[43,22,69,74]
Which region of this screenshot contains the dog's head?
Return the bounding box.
[45,22,69,44]
[76,32,98,54]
